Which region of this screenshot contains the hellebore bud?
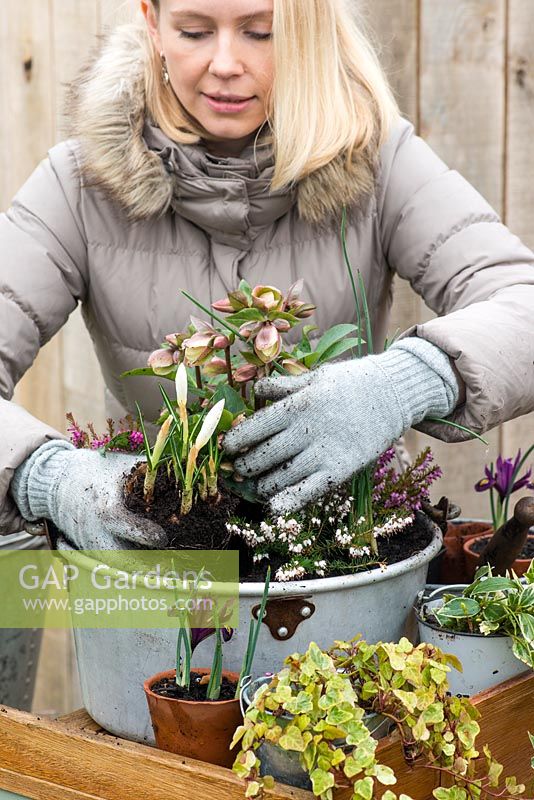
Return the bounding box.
[213,333,232,349]
[239,321,262,340]
[251,285,284,313]
[211,297,234,314]
[148,348,175,375]
[289,301,316,319]
[273,318,291,333]
[282,359,309,376]
[233,364,258,383]
[203,357,228,377]
[285,279,304,308]
[183,332,215,366]
[165,332,188,350]
[254,322,282,364]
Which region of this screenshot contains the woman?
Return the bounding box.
[2,0,534,549]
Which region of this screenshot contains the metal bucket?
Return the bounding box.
[0,531,47,710]
[58,517,442,743]
[415,585,529,696]
[239,676,392,791]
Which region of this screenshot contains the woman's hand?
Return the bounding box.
[224,339,459,514]
[10,441,168,550]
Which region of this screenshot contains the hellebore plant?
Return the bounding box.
[233,637,526,800]
[122,266,444,571]
[475,447,534,530]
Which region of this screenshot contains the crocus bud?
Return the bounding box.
[148,348,175,375]
[282,359,309,376]
[203,357,228,377]
[195,399,226,450]
[211,297,234,314]
[254,322,282,364]
[175,362,188,408]
[251,285,284,312]
[234,364,258,383]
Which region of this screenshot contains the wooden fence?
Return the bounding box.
[1,0,534,519]
[0,0,534,516]
[2,0,534,718]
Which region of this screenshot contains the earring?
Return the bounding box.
[160,52,170,85]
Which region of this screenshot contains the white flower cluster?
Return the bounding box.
[274,517,302,542]
[349,545,371,558]
[313,560,327,577]
[275,561,307,582]
[372,514,414,539]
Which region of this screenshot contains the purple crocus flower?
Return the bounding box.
[475,450,534,501]
[190,626,233,654]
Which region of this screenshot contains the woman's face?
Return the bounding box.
[142,0,274,156]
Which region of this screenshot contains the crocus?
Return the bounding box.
[147,348,175,375]
[254,322,282,364]
[475,451,533,501]
[191,626,233,653]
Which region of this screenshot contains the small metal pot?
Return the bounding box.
[415,585,528,696]
[239,675,392,791]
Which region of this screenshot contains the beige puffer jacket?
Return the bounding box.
[1,23,534,534]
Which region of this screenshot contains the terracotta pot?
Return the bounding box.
[463,533,534,581]
[439,520,492,584]
[144,668,242,767]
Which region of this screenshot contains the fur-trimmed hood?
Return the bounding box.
[67,22,378,226]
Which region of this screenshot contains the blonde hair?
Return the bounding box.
[142,0,399,194]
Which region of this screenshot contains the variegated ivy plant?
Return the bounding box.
[232,638,527,800]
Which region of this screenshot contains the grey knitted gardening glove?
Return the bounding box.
[224,338,459,514]
[10,441,168,550]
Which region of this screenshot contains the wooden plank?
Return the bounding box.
[362,0,420,461]
[0,706,310,800]
[51,0,107,435]
[98,0,134,33]
[500,0,534,477]
[414,0,506,518]
[1,0,65,432]
[2,673,533,800]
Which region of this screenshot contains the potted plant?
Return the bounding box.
[462,450,534,579]
[143,567,270,767]
[415,562,533,696]
[61,215,485,743]
[232,637,527,799]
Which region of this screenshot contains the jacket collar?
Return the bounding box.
[68,22,377,228]
[143,121,295,248]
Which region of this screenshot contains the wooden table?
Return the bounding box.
[0,673,532,800]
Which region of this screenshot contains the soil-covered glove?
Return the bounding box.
[224,338,459,514]
[10,441,168,550]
